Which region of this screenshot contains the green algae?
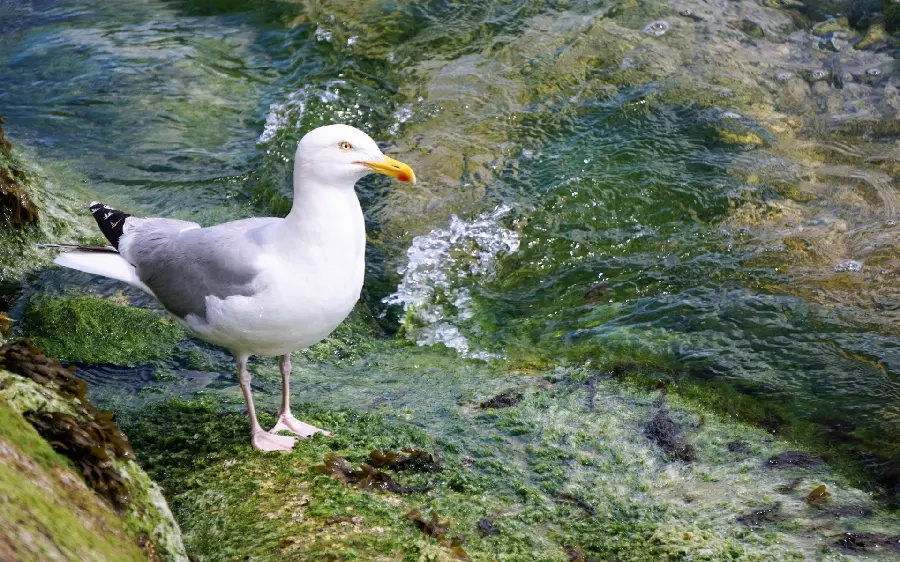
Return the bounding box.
[24,296,185,366]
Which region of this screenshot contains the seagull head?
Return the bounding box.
[294,124,415,188]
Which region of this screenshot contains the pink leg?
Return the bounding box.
[236,354,295,452]
[268,353,331,438]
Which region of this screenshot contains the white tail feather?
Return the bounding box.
[54,251,155,296]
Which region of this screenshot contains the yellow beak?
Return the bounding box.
[358,156,416,183]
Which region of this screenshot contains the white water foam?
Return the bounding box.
[385,205,519,360]
[258,87,309,143]
[257,81,346,144]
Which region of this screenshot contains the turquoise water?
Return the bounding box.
[2,0,899,506]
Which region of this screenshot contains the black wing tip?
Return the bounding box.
[89,201,132,250]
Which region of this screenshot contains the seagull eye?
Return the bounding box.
[339,141,353,151]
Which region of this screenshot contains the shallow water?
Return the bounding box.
[2,0,900,546]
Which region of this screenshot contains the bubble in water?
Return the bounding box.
[776,72,793,81]
[834,259,863,272]
[644,20,670,37]
[865,68,881,76]
[810,69,827,80]
[314,26,333,43]
[884,220,897,227]
[680,9,692,16]
[347,36,358,46]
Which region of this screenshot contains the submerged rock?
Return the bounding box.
[479,388,525,409]
[833,532,900,553]
[765,450,823,469]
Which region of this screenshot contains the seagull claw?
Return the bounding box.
[269,414,332,439]
[251,430,296,452]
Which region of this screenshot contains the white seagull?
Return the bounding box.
[53,124,415,452]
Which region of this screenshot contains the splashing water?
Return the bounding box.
[385,205,519,360]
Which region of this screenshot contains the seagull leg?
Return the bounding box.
[268,353,332,438]
[236,354,295,452]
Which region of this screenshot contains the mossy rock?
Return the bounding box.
[0,340,187,561]
[24,296,185,366]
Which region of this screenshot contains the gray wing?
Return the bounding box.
[118,217,276,321]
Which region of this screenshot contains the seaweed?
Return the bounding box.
[0,340,87,399]
[314,452,414,493]
[24,411,132,510]
[0,115,38,228]
[368,448,442,473]
[552,492,596,517]
[644,407,696,462]
[479,389,524,409]
[405,509,468,560]
[765,451,822,469]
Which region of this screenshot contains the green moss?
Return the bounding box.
[855,22,888,48]
[24,296,185,365]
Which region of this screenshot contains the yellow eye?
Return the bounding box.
[339,141,353,151]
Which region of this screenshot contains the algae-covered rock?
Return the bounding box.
[0,340,187,561]
[0,115,38,229]
[24,296,185,366]
[0,115,87,283]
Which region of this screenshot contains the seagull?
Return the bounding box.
[52,124,415,452]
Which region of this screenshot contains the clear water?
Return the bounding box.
[2,0,899,507]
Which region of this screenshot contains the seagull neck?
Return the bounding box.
[282,180,363,237]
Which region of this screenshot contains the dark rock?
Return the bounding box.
[368,448,442,473]
[727,440,749,454]
[833,532,900,553]
[645,407,696,462]
[479,389,524,409]
[765,451,822,469]
[736,505,783,529]
[583,282,608,303]
[565,546,600,562]
[477,518,499,536]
